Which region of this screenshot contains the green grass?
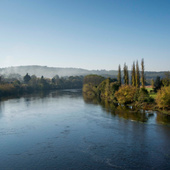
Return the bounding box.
[150,93,157,99]
[145,86,157,99]
[146,87,153,92]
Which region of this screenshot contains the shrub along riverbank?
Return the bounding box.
[83,75,170,115]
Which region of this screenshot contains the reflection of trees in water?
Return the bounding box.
[51,89,82,98]
[115,106,148,122]
[0,102,5,119]
[0,89,82,103]
[83,93,101,105]
[83,94,170,124]
[23,90,83,105]
[100,101,148,123]
[24,98,31,107]
[0,90,83,110]
[156,113,170,125]
[100,99,117,114]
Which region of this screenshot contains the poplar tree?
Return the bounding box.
[141,58,145,88]
[136,61,140,88]
[127,65,129,85]
[151,79,154,89]
[131,62,136,86]
[123,63,126,85]
[117,65,121,86]
[123,63,129,85]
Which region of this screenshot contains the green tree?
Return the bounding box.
[29,75,38,89]
[131,62,136,86]
[24,73,31,84]
[151,79,154,89]
[52,75,60,84]
[156,86,170,109]
[138,88,150,103]
[127,65,129,85]
[117,65,121,86]
[83,75,105,86]
[82,84,97,97]
[154,76,162,92]
[135,61,140,88]
[97,78,119,100]
[115,85,137,104]
[162,71,170,87]
[141,58,145,88]
[123,63,129,85]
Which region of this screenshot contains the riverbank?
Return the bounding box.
[0,75,83,98]
[83,75,170,115]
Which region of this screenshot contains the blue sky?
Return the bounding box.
[0,0,170,71]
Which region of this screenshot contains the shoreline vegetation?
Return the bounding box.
[83,59,170,115]
[0,74,83,98]
[83,94,170,124]
[0,60,169,115]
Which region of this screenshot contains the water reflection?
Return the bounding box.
[83,94,170,125]
[0,89,82,106]
[0,102,4,118]
[156,113,170,124]
[0,90,170,169]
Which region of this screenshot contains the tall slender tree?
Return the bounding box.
[141,58,145,88]
[123,63,129,85]
[135,61,140,88]
[117,65,121,86]
[127,65,129,85]
[151,79,154,89]
[131,62,136,86]
[123,63,126,85]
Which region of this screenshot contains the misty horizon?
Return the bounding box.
[0,64,168,72]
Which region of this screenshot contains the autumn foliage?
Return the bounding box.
[115,85,137,104]
[156,86,170,109]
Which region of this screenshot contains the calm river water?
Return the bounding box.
[0,90,170,169]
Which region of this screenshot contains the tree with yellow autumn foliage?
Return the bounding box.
[156,86,170,109]
[115,85,137,104]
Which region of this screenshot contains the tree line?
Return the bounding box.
[83,59,170,111]
[118,59,170,91]
[117,59,145,88]
[0,74,83,97]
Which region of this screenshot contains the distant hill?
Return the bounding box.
[0,65,166,81]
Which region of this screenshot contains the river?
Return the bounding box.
[0,90,170,169]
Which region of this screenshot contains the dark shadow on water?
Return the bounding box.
[0,89,82,102]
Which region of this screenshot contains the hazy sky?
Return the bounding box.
[0,0,170,71]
